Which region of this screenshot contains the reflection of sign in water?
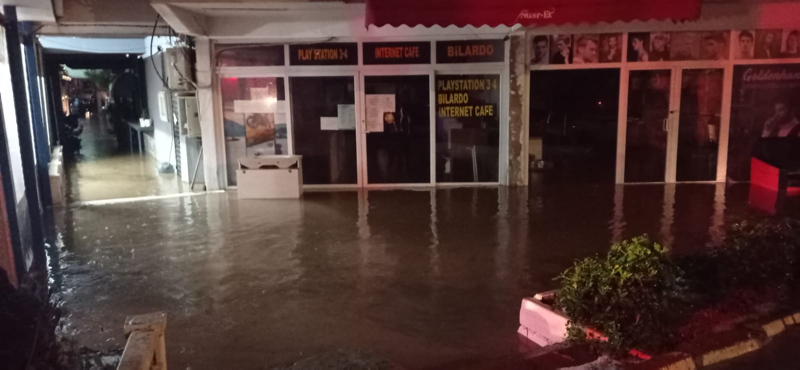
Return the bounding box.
[436,77,499,118]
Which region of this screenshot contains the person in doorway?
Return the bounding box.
[738,31,755,59]
[601,34,622,63]
[531,35,550,65]
[650,33,670,61]
[573,36,599,64]
[702,34,726,60]
[550,35,572,64]
[629,34,649,62]
[761,100,800,137]
[782,30,800,58]
[755,31,780,59]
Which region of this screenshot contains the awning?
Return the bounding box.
[365,0,702,28]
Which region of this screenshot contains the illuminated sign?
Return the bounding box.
[289,43,358,66]
[363,42,431,65]
[436,40,505,63]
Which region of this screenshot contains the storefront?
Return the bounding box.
[152,0,800,190]
[526,23,800,185]
[216,37,508,189]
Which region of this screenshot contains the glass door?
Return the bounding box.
[362,74,431,184]
[624,69,676,182]
[289,76,359,186]
[675,68,724,181]
[622,67,725,183]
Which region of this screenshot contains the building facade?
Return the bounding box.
[149,0,800,190]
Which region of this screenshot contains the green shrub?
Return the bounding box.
[554,220,800,356]
[555,235,687,354]
[679,220,800,305]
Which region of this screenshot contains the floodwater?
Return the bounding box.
[49,183,796,369]
[68,117,190,203]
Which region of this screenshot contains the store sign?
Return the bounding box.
[289,43,358,65]
[363,42,431,65]
[436,40,505,64]
[436,75,499,119]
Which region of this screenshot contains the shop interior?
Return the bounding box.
[529,69,620,184]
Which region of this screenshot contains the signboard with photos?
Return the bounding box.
[532,28,800,64]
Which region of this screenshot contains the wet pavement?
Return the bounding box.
[67,117,189,203]
[47,181,799,369]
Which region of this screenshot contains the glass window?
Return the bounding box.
[435,74,500,182]
[529,69,619,183]
[676,69,723,181]
[289,76,358,185]
[625,70,671,183]
[219,77,287,186]
[728,64,800,182]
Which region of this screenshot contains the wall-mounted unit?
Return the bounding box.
[166,47,193,91]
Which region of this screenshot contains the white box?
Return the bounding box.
[236,155,303,199]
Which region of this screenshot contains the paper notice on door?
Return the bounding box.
[365,94,395,132]
[233,100,271,113]
[337,104,356,130]
[320,116,340,131]
[378,94,395,116]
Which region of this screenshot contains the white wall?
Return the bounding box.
[0,27,27,203]
[144,52,176,166]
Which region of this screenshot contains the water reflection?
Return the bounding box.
[50,183,792,369]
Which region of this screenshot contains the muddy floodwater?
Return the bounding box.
[49,184,795,369]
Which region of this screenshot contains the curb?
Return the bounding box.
[643,311,800,369]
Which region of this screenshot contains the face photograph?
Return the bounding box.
[670,32,701,61]
[701,31,729,60]
[550,34,573,64]
[531,35,550,65]
[755,29,782,59]
[782,29,800,58]
[649,32,671,61]
[573,34,600,64]
[628,32,650,62]
[735,30,755,59]
[600,34,622,63]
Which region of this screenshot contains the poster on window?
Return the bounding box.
[727,64,800,182]
[435,75,500,182]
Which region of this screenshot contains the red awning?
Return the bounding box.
[365,0,702,28]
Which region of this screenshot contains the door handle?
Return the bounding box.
[662,118,668,132]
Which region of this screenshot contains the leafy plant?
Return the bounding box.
[678,220,800,305]
[555,235,687,354]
